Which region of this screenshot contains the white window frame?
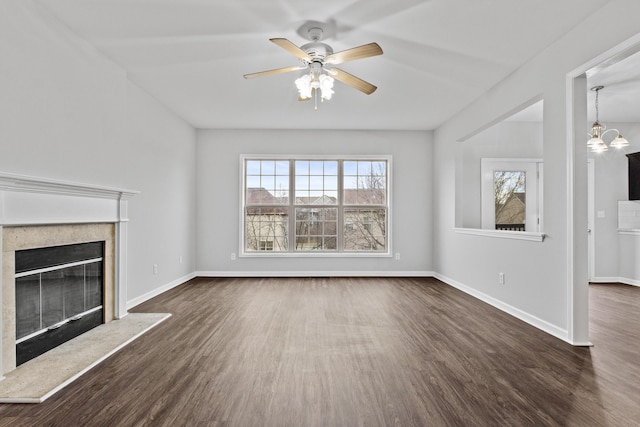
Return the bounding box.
[240,154,392,257]
[481,158,543,232]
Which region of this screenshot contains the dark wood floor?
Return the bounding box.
[0,278,638,426]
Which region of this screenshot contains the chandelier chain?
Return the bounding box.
[595,88,599,122]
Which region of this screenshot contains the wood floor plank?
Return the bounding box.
[0,278,638,426]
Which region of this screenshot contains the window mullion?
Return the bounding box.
[337,160,344,251]
[289,159,295,252]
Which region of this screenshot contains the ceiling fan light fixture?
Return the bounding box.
[318,74,334,100]
[295,74,313,99]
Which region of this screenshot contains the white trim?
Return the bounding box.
[618,229,640,235]
[564,34,640,345]
[240,252,393,258]
[590,277,640,287]
[0,172,138,200]
[432,273,592,346]
[126,273,197,310]
[453,228,545,242]
[0,225,3,381]
[588,159,595,281]
[196,270,434,278]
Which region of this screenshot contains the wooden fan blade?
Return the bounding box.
[328,68,377,95]
[325,42,383,65]
[270,38,312,62]
[243,66,306,79]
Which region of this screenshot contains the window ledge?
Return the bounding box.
[618,229,640,236]
[240,252,392,258]
[454,228,545,242]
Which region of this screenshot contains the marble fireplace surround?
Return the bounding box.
[0,172,138,377]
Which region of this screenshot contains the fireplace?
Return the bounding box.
[15,241,105,366]
[0,172,138,377]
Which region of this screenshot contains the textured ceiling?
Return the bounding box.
[36,0,618,130]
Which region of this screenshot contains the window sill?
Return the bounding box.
[240,252,393,258]
[453,228,545,242]
[618,229,640,236]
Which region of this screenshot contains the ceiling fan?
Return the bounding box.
[243,24,383,106]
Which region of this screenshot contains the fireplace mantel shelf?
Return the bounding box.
[0,172,139,201]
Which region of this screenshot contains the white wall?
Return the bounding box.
[196,129,433,275]
[433,0,640,342]
[459,121,543,228]
[589,122,640,284]
[0,0,197,306]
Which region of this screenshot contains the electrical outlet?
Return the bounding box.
[179,256,183,264]
[395,252,400,260]
[499,272,505,284]
[231,252,236,260]
[153,264,158,275]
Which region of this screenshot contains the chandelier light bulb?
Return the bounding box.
[609,134,630,149]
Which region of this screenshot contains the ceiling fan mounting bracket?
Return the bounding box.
[296,20,336,42]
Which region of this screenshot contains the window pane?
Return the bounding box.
[309,176,323,190]
[246,159,290,205]
[296,176,309,190]
[276,161,289,175]
[275,175,289,193]
[245,207,289,252]
[343,208,386,251]
[294,208,338,251]
[344,161,357,175]
[246,175,260,189]
[261,161,275,175]
[358,161,372,175]
[309,161,324,174]
[324,176,337,190]
[343,160,387,205]
[246,160,261,175]
[261,176,275,191]
[295,161,309,174]
[325,161,338,175]
[494,171,526,231]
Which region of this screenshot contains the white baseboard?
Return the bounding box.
[433,273,571,344]
[195,270,435,278]
[126,272,197,310]
[590,276,640,287]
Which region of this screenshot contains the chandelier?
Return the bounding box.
[587,85,630,152]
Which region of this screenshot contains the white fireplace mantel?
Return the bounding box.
[0,172,139,380]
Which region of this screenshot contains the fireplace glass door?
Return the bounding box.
[15,241,104,365]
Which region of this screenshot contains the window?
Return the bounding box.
[481,159,542,232]
[243,157,390,255]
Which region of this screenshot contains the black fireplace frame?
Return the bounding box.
[14,241,105,366]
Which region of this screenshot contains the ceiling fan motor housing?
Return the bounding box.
[301,42,333,62]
